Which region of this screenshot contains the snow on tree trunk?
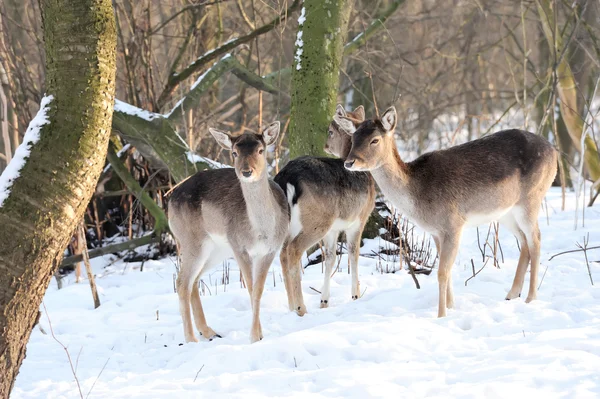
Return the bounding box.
[289,0,353,158]
[0,0,116,395]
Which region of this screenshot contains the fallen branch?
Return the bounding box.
[61,234,161,267]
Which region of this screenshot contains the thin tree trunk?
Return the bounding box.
[78,223,100,309]
[289,0,354,157]
[0,0,116,395]
[537,0,600,183]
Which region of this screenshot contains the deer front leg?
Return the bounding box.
[234,250,254,304]
[320,231,339,308]
[249,253,276,343]
[437,231,461,317]
[347,226,363,301]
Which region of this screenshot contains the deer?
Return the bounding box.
[334,106,557,318]
[274,105,375,314]
[168,122,289,343]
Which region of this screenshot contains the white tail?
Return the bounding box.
[168,122,289,343]
[338,106,558,317]
[274,105,375,312]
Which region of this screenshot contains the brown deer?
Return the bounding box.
[335,106,557,317]
[275,105,375,313]
[168,122,289,343]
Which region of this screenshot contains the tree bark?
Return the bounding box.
[0,0,116,396]
[537,0,600,182]
[289,0,354,158]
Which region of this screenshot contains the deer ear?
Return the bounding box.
[380,106,397,134]
[353,105,365,122]
[261,121,280,146]
[333,115,357,135]
[209,128,233,150]
[335,104,347,117]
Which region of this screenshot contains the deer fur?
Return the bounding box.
[336,106,557,317]
[168,123,289,343]
[274,105,375,313]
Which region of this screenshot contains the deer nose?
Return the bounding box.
[242,170,253,177]
[344,160,355,169]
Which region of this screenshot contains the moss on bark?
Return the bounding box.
[0,0,116,395]
[289,0,353,158]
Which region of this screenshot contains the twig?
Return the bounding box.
[465,258,489,286]
[42,303,84,399]
[86,356,111,399]
[548,244,600,261]
[193,365,205,382]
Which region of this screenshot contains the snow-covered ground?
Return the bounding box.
[12,188,600,399]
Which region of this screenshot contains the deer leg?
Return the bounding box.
[191,275,220,340]
[320,230,339,308]
[249,253,276,343]
[500,213,530,300]
[279,240,295,312]
[524,221,541,303]
[234,250,254,303]
[347,225,363,301]
[432,235,453,307]
[512,207,541,303]
[437,230,461,317]
[287,223,333,315]
[176,246,207,343]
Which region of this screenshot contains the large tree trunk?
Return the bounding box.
[289,0,354,157]
[0,0,116,396]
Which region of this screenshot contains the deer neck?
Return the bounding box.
[240,172,277,235]
[339,135,353,160]
[370,145,413,213]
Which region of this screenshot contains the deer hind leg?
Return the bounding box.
[437,230,462,317]
[520,218,541,303]
[347,224,363,301]
[320,230,339,308]
[512,205,542,303]
[500,212,530,300]
[249,252,276,343]
[279,240,295,312]
[287,222,333,315]
[177,245,209,343]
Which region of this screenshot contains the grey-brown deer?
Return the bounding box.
[168,122,289,343]
[335,107,557,317]
[274,105,375,314]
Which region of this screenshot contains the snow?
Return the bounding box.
[294,8,306,70]
[294,31,304,71]
[12,188,600,398]
[298,7,306,25]
[0,95,53,207]
[114,99,159,122]
[186,151,229,169]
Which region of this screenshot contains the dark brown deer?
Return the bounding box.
[336,107,557,317]
[169,122,289,343]
[275,105,375,313]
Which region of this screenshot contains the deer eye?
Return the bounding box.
[328,130,334,137]
[259,148,264,155]
[232,151,238,158]
[370,138,380,145]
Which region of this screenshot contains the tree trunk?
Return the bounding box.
[289,0,354,157]
[0,0,116,395]
[537,0,600,183]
